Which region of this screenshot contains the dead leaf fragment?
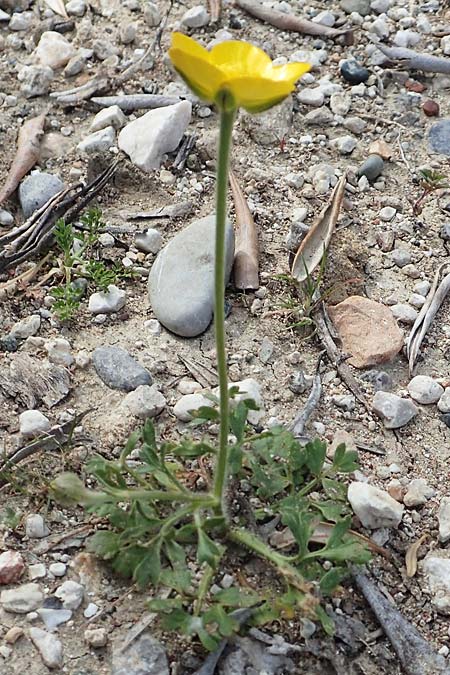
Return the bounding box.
[229,171,259,290]
[405,533,429,577]
[291,173,346,283]
[0,113,46,207]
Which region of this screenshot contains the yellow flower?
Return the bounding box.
[169,33,311,113]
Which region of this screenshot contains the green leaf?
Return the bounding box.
[204,604,239,638]
[159,567,192,594]
[112,545,147,579]
[190,406,220,421]
[171,439,216,458]
[197,529,223,568]
[133,544,162,587]
[311,500,347,521]
[142,419,157,450]
[213,587,260,608]
[325,517,351,550]
[322,477,347,502]
[304,439,327,476]
[315,605,334,635]
[319,567,348,596]
[86,531,120,560]
[323,541,371,564]
[230,401,249,442]
[331,444,359,473]
[280,507,315,558]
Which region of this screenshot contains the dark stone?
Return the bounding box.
[361,369,392,392]
[340,60,370,85]
[112,633,169,675]
[92,346,152,392]
[428,119,450,156]
[357,154,384,181]
[0,336,18,352]
[19,172,65,218]
[42,596,63,609]
[441,413,450,429]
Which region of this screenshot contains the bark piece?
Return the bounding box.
[0,354,70,408]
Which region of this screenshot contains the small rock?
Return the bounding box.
[111,633,169,675]
[344,116,367,134]
[368,139,392,159]
[340,0,371,14]
[358,154,384,181]
[143,1,161,26]
[228,378,264,425]
[121,384,166,418]
[17,65,54,98]
[19,411,51,438]
[88,285,126,314]
[440,223,450,241]
[391,248,411,267]
[305,105,333,126]
[259,336,274,364]
[423,99,440,117]
[332,394,355,411]
[37,608,72,631]
[64,54,86,77]
[9,11,32,30]
[1,584,43,614]
[66,0,86,15]
[19,173,64,218]
[312,9,335,26]
[361,369,392,391]
[242,96,293,144]
[297,88,324,107]
[84,627,108,647]
[181,5,209,27]
[118,102,192,172]
[340,59,370,85]
[44,338,74,368]
[409,293,426,309]
[288,370,310,395]
[49,563,66,577]
[348,482,404,529]
[90,106,127,132]
[438,497,450,543]
[5,627,24,644]
[442,35,450,56]
[25,514,50,539]
[29,627,63,669]
[29,564,46,580]
[77,126,116,154]
[134,229,162,254]
[34,31,75,69]
[414,280,431,296]
[390,303,418,324]
[92,346,152,392]
[330,135,357,154]
[407,375,444,404]
[379,206,396,221]
[372,391,418,429]
[438,388,450,413]
[327,296,404,368]
[0,209,13,226]
[422,551,450,614]
[0,551,25,585]
[120,22,137,44]
[403,478,434,507]
[330,92,351,115]
[54,580,84,610]
[9,315,40,340]
[173,393,213,422]
[429,119,450,156]
[83,602,99,618]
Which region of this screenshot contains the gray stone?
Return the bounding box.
[66,0,86,15]
[372,391,418,429]
[77,126,116,154]
[134,229,162,254]
[341,0,371,14]
[37,607,72,631]
[25,514,50,538]
[357,155,384,181]
[88,285,126,314]
[112,633,169,675]
[54,580,84,610]
[331,135,357,154]
[429,120,450,156]
[118,101,192,171]
[48,563,66,577]
[121,385,166,418]
[29,627,63,669]
[332,394,356,410]
[407,375,443,404]
[181,5,209,27]
[422,552,450,614]
[438,497,450,543]
[143,1,161,26]
[173,393,212,422]
[403,478,435,507]
[226,378,264,425]
[379,206,396,221]
[440,223,450,241]
[18,65,54,98]
[148,215,234,337]
[348,482,404,528]
[297,88,324,107]
[19,411,51,438]
[1,584,43,613]
[438,388,450,413]
[93,346,152,392]
[391,248,411,268]
[330,92,351,115]
[305,105,333,126]
[360,369,392,391]
[34,31,75,69]
[390,303,418,324]
[0,208,13,226]
[44,338,74,367]
[90,106,127,132]
[9,315,40,339]
[9,11,33,30]
[19,173,64,218]
[84,627,107,647]
[413,280,431,296]
[241,96,293,145]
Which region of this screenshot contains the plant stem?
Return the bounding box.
[213,108,235,513]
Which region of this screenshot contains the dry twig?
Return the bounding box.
[229,171,259,290]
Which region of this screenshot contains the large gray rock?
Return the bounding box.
[372,391,418,429]
[19,173,64,217]
[1,583,43,613]
[429,119,450,156]
[112,633,169,675]
[148,215,234,337]
[348,482,404,529]
[422,551,450,614]
[93,346,152,392]
[29,627,63,669]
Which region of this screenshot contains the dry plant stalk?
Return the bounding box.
[405,533,429,578]
[0,113,46,207]
[229,170,259,290]
[376,43,450,74]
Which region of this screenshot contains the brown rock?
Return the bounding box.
[5,626,24,644]
[327,296,404,368]
[422,99,440,117]
[0,551,25,585]
[405,79,426,93]
[368,139,393,160]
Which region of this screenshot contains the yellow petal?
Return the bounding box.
[169,48,224,101]
[171,32,210,61]
[269,61,312,83]
[210,41,271,78]
[223,76,295,113]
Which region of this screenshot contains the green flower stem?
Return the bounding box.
[212,107,236,513]
[106,488,217,506]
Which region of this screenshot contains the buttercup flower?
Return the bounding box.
[169,33,311,113]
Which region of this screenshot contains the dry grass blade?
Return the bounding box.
[291,174,346,283]
[270,523,389,558]
[407,263,450,374]
[43,0,68,19]
[229,170,259,290]
[208,0,221,22]
[0,112,46,207]
[406,533,429,578]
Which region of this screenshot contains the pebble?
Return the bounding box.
[422,552,450,614]
[348,482,404,529]
[66,0,86,15]
[29,627,63,669]
[288,370,310,395]
[0,208,13,226]
[181,5,209,27]
[9,11,33,30]
[403,478,434,507]
[93,346,152,392]
[414,280,431,296]
[297,88,324,107]
[85,627,108,647]
[331,135,357,154]
[228,378,264,425]
[330,92,351,115]
[407,375,444,404]
[390,303,418,324]
[88,285,126,314]
[391,248,411,267]
[341,0,371,14]
[49,563,66,577]
[37,608,72,631]
[5,627,24,644]
[332,394,355,411]
[440,223,450,241]
[148,215,234,337]
[90,106,127,132]
[173,393,213,422]
[29,564,46,580]
[379,206,396,221]
[438,388,450,413]
[19,411,51,438]
[118,101,192,171]
[438,497,450,543]
[372,391,418,429]
[18,65,54,98]
[143,1,161,26]
[340,59,370,85]
[77,126,116,154]
[344,116,367,134]
[19,173,64,218]
[9,315,40,340]
[25,514,50,539]
[84,602,99,618]
[121,384,166,418]
[111,633,169,675]
[423,99,440,117]
[0,551,25,585]
[34,31,76,69]
[361,369,392,391]
[44,338,74,368]
[54,580,84,610]
[259,336,274,364]
[1,584,43,613]
[429,119,450,156]
[409,293,426,309]
[358,154,384,181]
[134,228,162,254]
